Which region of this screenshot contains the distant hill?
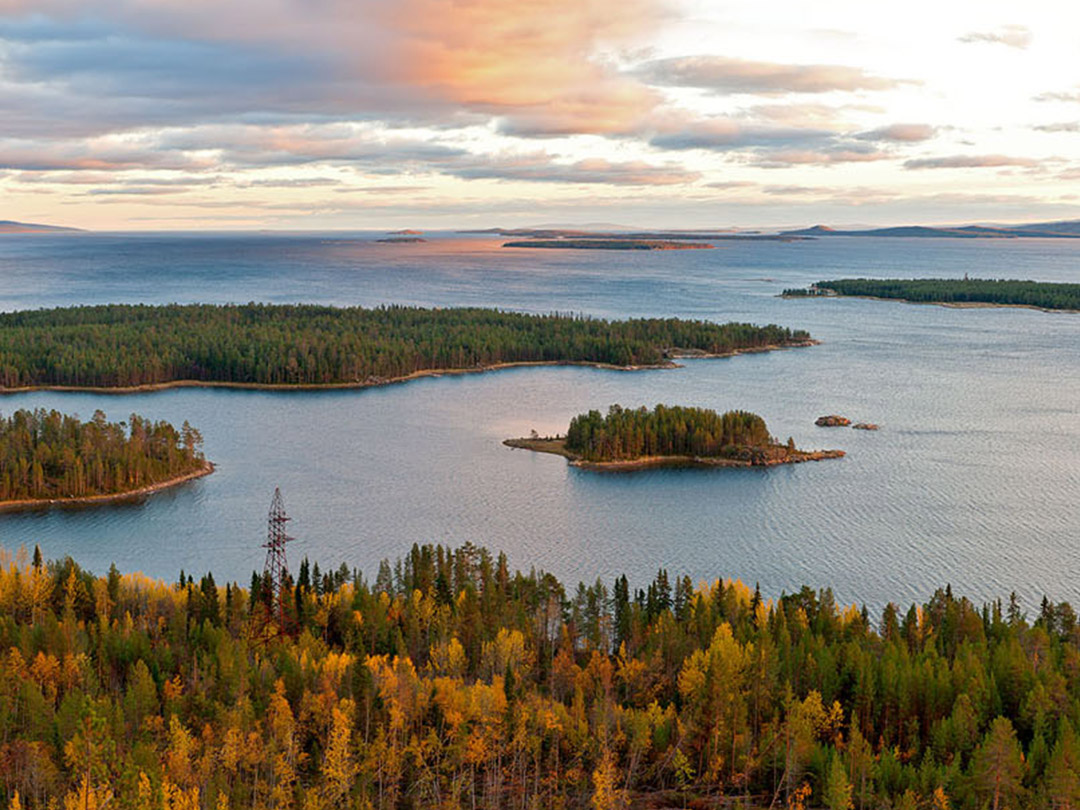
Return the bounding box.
[780,220,1080,239]
[0,220,82,234]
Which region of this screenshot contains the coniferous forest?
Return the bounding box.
[0,409,206,503]
[565,404,774,462]
[0,542,1077,810]
[0,305,812,389]
[783,279,1080,310]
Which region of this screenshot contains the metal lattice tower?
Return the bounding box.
[261,487,294,630]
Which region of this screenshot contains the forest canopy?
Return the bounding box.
[783,278,1080,310]
[0,304,812,389]
[0,408,205,502]
[565,403,774,462]
[0,541,1076,810]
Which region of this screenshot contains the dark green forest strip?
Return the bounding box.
[0,304,812,390]
[0,408,208,505]
[783,278,1080,310]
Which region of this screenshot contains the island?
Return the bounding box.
[503,239,713,250]
[505,404,843,470]
[783,278,1080,311]
[470,226,809,242]
[375,236,427,243]
[815,414,851,427]
[0,408,211,510]
[0,304,815,391]
[779,220,1080,239]
[0,219,83,234]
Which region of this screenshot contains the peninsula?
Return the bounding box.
[0,408,211,510]
[506,404,843,470]
[0,219,82,234]
[503,239,713,250]
[783,278,1080,311]
[0,304,814,391]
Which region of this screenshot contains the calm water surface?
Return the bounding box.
[1,232,1078,610]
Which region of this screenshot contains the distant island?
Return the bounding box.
[388,229,423,235]
[375,236,427,243]
[779,221,1080,239]
[468,227,809,242]
[0,304,814,391]
[503,239,713,250]
[0,408,211,510]
[506,404,843,470]
[0,219,82,234]
[783,278,1080,311]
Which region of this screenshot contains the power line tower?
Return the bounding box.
[257,487,295,636]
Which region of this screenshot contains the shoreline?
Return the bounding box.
[0,342,818,396]
[0,460,215,513]
[782,292,1079,314]
[503,437,844,471]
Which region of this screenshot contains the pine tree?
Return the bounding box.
[972,716,1025,810]
[825,753,854,810]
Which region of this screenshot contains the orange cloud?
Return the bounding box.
[387,0,667,134]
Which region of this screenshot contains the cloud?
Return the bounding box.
[446,154,700,186]
[648,118,833,151]
[1034,122,1080,133]
[0,135,214,171]
[1034,89,1080,103]
[390,0,668,136]
[903,154,1041,169]
[958,25,1032,49]
[704,180,756,189]
[855,123,935,142]
[0,0,670,140]
[750,147,890,167]
[763,185,819,195]
[635,55,907,95]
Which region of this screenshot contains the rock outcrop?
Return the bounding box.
[815,415,851,427]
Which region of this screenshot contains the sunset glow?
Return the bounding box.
[2,0,1078,229]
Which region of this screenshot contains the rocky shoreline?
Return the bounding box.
[0,461,215,512]
[0,342,819,396]
[503,437,844,471]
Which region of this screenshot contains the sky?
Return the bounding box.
[1,0,1078,230]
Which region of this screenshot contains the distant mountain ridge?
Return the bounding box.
[0,220,82,233]
[780,220,1080,239]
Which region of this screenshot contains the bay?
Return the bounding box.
[1,232,1078,610]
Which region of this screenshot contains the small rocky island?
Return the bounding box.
[375,236,427,243]
[815,415,851,427]
[506,404,843,470]
[503,239,713,250]
[815,415,880,430]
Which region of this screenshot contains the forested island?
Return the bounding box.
[506,404,843,469]
[0,541,1075,809]
[0,408,209,508]
[0,304,813,390]
[783,278,1080,311]
[503,239,714,250]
